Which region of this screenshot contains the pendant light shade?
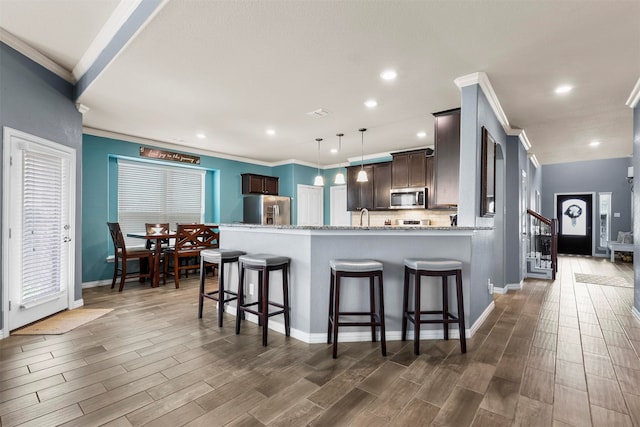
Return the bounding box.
[314,138,324,186]
[334,133,346,185]
[356,128,368,182]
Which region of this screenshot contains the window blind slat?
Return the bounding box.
[21,151,63,304]
[117,160,205,247]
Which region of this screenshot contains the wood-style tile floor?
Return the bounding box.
[1,256,638,426]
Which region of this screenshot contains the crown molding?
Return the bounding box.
[76,103,91,114]
[73,0,144,81]
[0,28,75,83]
[83,127,274,167]
[626,77,640,108]
[528,154,540,169]
[455,72,512,133]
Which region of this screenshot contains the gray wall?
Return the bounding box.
[0,43,83,328]
[541,157,633,254]
[633,103,639,313]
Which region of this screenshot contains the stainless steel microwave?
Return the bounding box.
[389,187,427,209]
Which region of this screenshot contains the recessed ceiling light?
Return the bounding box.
[266,128,276,136]
[380,69,397,81]
[416,131,427,138]
[196,133,206,139]
[589,140,601,147]
[364,99,378,108]
[554,84,573,95]
[330,148,338,154]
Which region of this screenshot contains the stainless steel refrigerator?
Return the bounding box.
[243,195,291,225]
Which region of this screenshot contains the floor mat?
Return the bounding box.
[574,273,633,288]
[11,308,113,335]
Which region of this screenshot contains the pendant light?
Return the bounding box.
[334,133,346,185]
[313,138,324,186]
[356,128,368,182]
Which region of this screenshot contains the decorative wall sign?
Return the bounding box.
[139,147,200,164]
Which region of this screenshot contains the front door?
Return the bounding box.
[3,128,76,331]
[556,193,593,255]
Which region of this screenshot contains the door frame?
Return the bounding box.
[2,127,77,338]
[554,191,596,256]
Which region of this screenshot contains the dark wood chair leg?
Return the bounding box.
[456,270,466,353]
[236,263,245,334]
[377,272,386,356]
[118,257,127,292]
[261,267,269,346]
[198,262,205,319]
[111,258,118,289]
[442,275,449,340]
[332,273,341,359]
[401,266,409,341]
[327,270,335,344]
[283,264,290,337]
[370,275,376,343]
[217,261,224,327]
[413,269,421,355]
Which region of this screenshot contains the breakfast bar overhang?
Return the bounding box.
[219,224,495,344]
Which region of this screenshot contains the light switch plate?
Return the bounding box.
[614,212,621,218]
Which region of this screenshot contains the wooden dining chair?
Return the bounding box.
[164,224,219,288]
[107,222,154,292]
[144,222,170,249]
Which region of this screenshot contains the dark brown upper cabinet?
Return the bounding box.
[346,162,392,211]
[391,149,427,189]
[432,108,461,207]
[241,173,279,195]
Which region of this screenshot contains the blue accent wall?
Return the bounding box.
[0,43,83,321]
[82,134,319,282]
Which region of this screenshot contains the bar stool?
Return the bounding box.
[402,258,466,355]
[327,259,386,359]
[199,248,245,327]
[236,253,291,346]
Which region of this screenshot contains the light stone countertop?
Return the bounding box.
[219,223,492,231]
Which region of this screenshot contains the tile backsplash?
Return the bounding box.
[350,209,457,227]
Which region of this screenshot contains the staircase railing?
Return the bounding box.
[527,209,558,280]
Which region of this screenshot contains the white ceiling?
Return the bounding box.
[1,0,638,166]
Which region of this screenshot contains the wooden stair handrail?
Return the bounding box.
[527,209,551,226]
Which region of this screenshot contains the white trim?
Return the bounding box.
[75,0,170,97]
[71,299,84,309]
[72,0,144,80]
[626,77,640,108]
[76,103,90,115]
[493,282,523,294]
[529,154,541,169]
[84,126,388,170]
[0,28,74,83]
[82,279,114,289]
[518,131,532,151]
[632,306,640,322]
[226,301,495,344]
[455,72,511,133]
[2,127,77,338]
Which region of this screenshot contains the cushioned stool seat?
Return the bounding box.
[327,259,386,358]
[402,258,466,355]
[236,253,291,346]
[199,248,245,327]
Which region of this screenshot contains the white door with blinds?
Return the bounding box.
[117,159,204,246]
[2,128,76,332]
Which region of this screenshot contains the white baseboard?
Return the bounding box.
[633,306,640,322]
[493,281,522,294]
[82,279,113,289]
[71,299,84,309]
[226,301,495,344]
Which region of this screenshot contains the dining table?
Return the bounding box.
[127,231,177,288]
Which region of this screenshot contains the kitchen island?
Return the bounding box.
[218,224,495,344]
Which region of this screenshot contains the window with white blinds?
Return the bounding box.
[117,159,205,247]
[21,150,64,304]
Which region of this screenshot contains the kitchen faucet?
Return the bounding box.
[360,208,370,227]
